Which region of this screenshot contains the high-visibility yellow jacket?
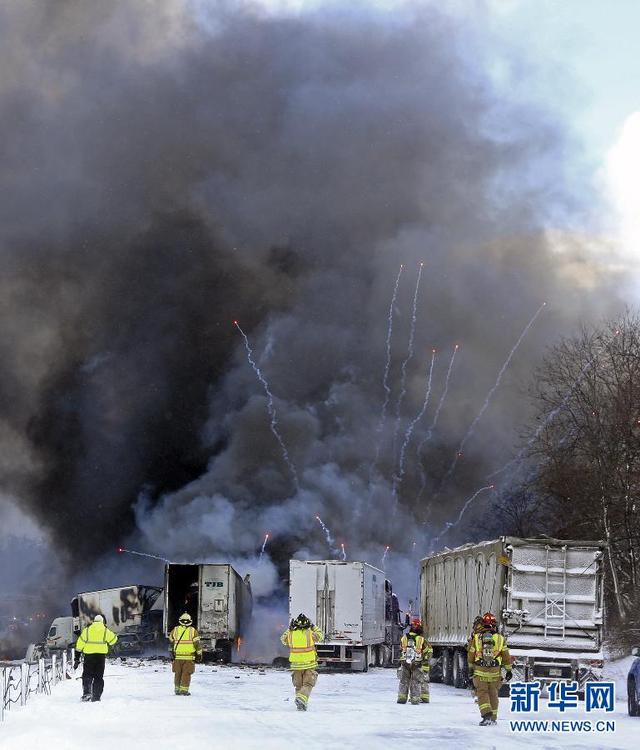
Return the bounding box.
[400,632,433,671]
[170,625,202,661]
[280,626,323,670]
[467,631,512,681]
[75,622,118,655]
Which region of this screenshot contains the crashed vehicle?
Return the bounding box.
[629,646,640,716]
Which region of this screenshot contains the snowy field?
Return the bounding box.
[1,660,637,750]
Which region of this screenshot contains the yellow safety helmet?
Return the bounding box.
[178,612,192,625]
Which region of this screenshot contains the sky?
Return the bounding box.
[258,0,640,257]
[484,0,640,257]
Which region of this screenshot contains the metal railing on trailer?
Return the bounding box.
[1,649,74,723]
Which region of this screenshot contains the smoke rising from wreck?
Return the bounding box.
[0,1,627,616]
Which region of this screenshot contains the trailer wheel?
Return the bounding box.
[379,645,392,667]
[442,648,453,685]
[350,647,367,672]
[452,650,467,689]
[430,648,443,683]
[217,641,233,664]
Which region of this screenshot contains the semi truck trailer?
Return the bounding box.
[420,537,606,692]
[163,563,252,662]
[44,584,163,652]
[288,560,403,670]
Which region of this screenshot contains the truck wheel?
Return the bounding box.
[452,650,467,689]
[351,648,367,672]
[383,645,393,667]
[430,648,443,683]
[629,678,640,716]
[217,641,233,664]
[442,649,453,686]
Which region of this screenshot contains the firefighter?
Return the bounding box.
[280,613,324,711]
[467,611,512,725]
[169,612,203,696]
[397,617,432,705]
[73,614,118,702]
[467,615,485,704]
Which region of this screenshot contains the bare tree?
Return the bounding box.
[525,311,640,626]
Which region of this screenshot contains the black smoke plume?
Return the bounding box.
[0,1,625,600]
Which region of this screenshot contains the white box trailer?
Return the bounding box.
[420,537,605,692]
[163,563,252,662]
[289,560,402,671]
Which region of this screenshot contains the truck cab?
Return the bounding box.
[45,616,77,651]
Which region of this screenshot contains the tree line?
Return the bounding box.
[494,311,640,641]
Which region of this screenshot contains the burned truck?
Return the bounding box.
[44,584,163,654]
[163,563,252,662]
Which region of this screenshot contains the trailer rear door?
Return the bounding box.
[505,542,602,651]
[200,565,231,638]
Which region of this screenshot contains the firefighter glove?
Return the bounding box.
[196,653,203,663]
[503,669,513,682]
[73,655,81,670]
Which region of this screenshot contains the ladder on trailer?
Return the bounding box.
[544,545,567,639]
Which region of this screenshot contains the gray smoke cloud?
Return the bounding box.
[0,0,629,623]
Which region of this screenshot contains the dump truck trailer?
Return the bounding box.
[163,563,252,662]
[288,560,402,670]
[420,537,606,692]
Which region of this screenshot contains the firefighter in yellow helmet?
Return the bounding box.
[397,617,432,704]
[467,612,512,725]
[73,614,118,702]
[169,612,203,695]
[280,613,324,711]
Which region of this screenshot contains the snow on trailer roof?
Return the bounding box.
[420,535,606,563]
[293,560,385,574]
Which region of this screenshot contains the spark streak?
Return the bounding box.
[398,349,436,478]
[316,515,337,552]
[258,533,270,563]
[430,484,494,549]
[381,545,390,567]
[117,547,170,563]
[340,543,346,561]
[234,321,299,491]
[378,265,404,433]
[392,263,424,455]
[370,265,404,479]
[415,344,459,503]
[488,355,595,481]
[438,303,546,491]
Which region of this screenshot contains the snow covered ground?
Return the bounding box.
[1,660,637,750]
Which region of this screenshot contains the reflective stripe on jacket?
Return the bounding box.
[467,632,511,681]
[280,626,323,670]
[170,625,202,661]
[75,622,118,655]
[400,633,433,670]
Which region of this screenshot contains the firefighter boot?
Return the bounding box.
[479,715,494,726]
